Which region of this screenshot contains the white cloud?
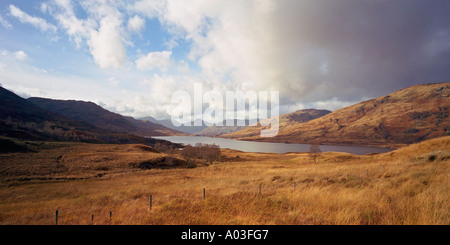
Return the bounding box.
[14,51,27,61]
[49,0,93,47]
[128,15,145,33]
[40,2,49,13]
[148,74,176,104]
[88,15,127,69]
[135,51,172,72]
[107,77,120,86]
[177,60,190,74]
[0,49,27,61]
[44,0,127,69]
[133,0,284,92]
[133,73,204,119]
[9,5,57,32]
[33,67,48,74]
[0,15,12,29]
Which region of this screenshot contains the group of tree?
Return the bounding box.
[181,143,221,166]
[153,141,221,167]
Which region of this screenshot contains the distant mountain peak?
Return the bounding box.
[198,109,331,137]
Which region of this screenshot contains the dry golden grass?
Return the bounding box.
[0,137,449,225]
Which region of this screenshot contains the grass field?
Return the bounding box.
[0,136,448,225]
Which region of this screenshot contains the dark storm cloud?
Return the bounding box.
[273,0,450,104]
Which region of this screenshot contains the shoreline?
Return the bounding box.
[152,135,395,155]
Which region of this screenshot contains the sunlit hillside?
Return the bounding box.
[223,83,450,148]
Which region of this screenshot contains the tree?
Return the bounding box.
[309,142,321,164]
[181,145,197,167]
[192,143,220,165]
[201,144,220,165]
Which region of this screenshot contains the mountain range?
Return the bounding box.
[216,109,331,138]
[0,86,183,146]
[193,110,332,137]
[221,82,450,147]
[194,119,251,137]
[2,82,449,148]
[27,98,186,137]
[140,117,208,135]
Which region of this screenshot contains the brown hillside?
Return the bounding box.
[219,109,331,138]
[28,97,186,137]
[222,82,450,147]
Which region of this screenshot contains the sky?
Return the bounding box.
[1,0,450,120]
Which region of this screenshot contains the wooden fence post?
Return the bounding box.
[55,210,58,225]
[149,195,153,211]
[203,188,205,200]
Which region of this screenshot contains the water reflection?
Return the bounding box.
[153,136,392,155]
